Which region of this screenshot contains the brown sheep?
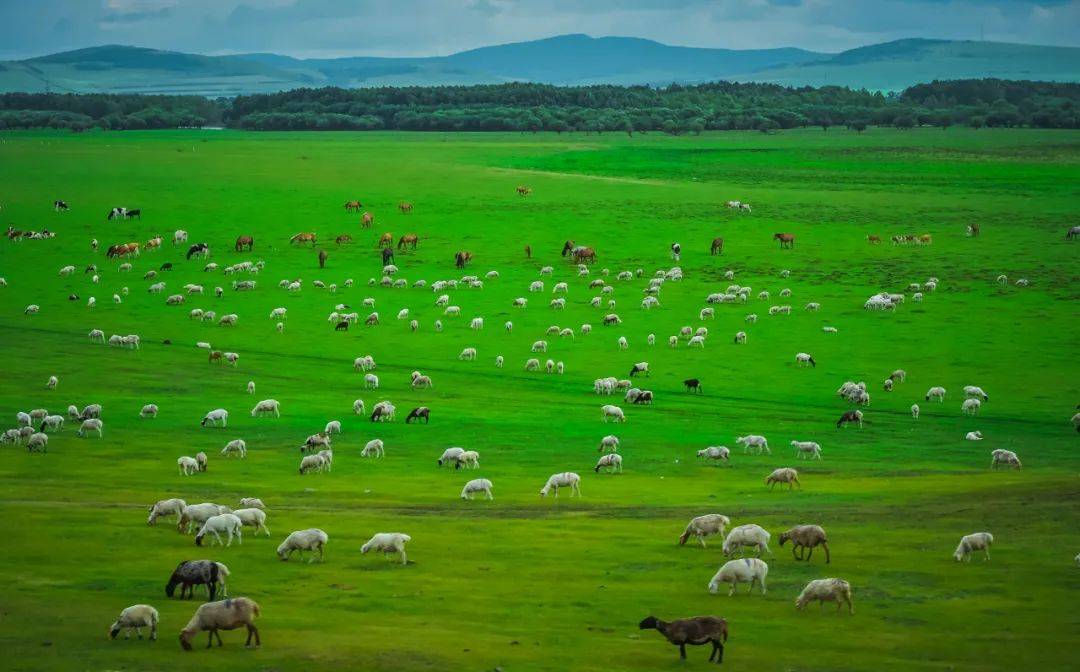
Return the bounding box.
[179,597,260,650]
[639,615,728,663]
[765,467,800,490]
[778,524,830,563]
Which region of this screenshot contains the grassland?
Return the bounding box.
[0,128,1077,671]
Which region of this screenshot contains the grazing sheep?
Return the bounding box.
[459,347,477,361]
[697,446,730,465]
[962,398,982,416]
[791,440,822,460]
[364,373,380,389]
[735,435,769,455]
[990,449,1021,470]
[461,478,494,500]
[201,409,228,428]
[239,498,265,510]
[78,418,104,438]
[437,447,466,468]
[325,420,341,435]
[540,472,581,498]
[822,326,838,333]
[362,439,385,458]
[178,597,261,650]
[221,439,247,458]
[140,404,159,419]
[233,508,271,536]
[109,604,159,641]
[195,513,244,547]
[598,435,620,453]
[26,432,48,452]
[883,378,894,392]
[178,456,200,476]
[964,385,989,401]
[779,525,830,563]
[251,399,280,418]
[911,403,920,419]
[361,532,412,565]
[277,529,328,562]
[601,404,626,423]
[766,467,801,490]
[795,352,816,367]
[46,375,58,390]
[147,498,187,525]
[638,615,728,664]
[722,524,771,557]
[836,410,864,428]
[708,558,769,596]
[39,415,64,432]
[925,386,946,402]
[299,454,326,474]
[195,452,208,472]
[679,514,731,547]
[795,578,854,614]
[495,355,504,368]
[595,453,622,473]
[353,399,366,415]
[954,532,993,562]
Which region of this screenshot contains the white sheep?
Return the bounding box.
[911,403,920,419]
[364,373,380,389]
[954,532,993,562]
[299,454,326,474]
[595,453,622,473]
[925,386,946,402]
[964,385,989,401]
[461,478,494,500]
[108,604,159,640]
[791,440,822,460]
[708,558,769,596]
[239,497,265,510]
[78,418,103,438]
[766,467,800,490]
[361,532,412,565]
[540,472,581,498]
[362,439,385,458]
[233,508,271,536]
[599,435,620,453]
[990,449,1021,470]
[962,398,981,416]
[201,409,228,428]
[178,456,200,476]
[735,435,769,455]
[353,399,366,415]
[795,578,854,614]
[195,513,244,547]
[697,446,730,465]
[325,420,341,435]
[251,399,280,417]
[679,514,730,547]
[221,439,247,458]
[965,431,984,441]
[601,405,626,423]
[147,498,187,525]
[722,524,772,557]
[26,432,48,452]
[277,528,328,562]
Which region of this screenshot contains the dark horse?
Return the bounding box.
[710,237,723,255]
[455,251,472,269]
[381,247,395,265]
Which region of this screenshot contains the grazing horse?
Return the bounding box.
[361,212,374,228]
[161,262,173,271]
[343,200,363,212]
[234,235,254,252]
[53,199,69,212]
[318,249,328,269]
[398,202,413,214]
[335,235,352,245]
[186,243,210,260]
[397,233,418,250]
[381,247,395,265]
[836,410,863,428]
[378,232,393,248]
[561,240,576,257]
[774,233,795,249]
[710,237,724,255]
[455,251,472,269]
[516,185,531,197]
[867,235,881,244]
[572,247,596,264]
[405,407,430,424]
[290,232,317,246]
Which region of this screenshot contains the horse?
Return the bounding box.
[378,232,393,249]
[335,235,353,245]
[343,200,363,212]
[867,235,881,244]
[362,212,374,228]
[235,235,254,252]
[710,237,724,255]
[53,200,69,212]
[399,202,413,214]
[516,185,531,197]
[405,407,430,424]
[397,233,418,250]
[290,232,317,247]
[455,251,472,269]
[381,247,395,265]
[773,233,795,249]
[160,262,173,271]
[1068,226,1080,240]
[186,243,210,260]
[318,249,328,269]
[561,240,576,257]
[572,247,596,264]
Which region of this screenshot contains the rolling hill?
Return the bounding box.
[0,35,1077,96]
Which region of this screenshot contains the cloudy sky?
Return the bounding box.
[1,0,1077,60]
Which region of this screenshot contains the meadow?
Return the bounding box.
[0,127,1077,671]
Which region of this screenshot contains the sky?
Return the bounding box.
[1,0,1077,60]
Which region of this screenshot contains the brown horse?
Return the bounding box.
[361,212,374,228]
[335,235,353,245]
[318,249,328,269]
[378,232,393,248]
[516,185,532,197]
[208,350,223,364]
[866,235,881,245]
[290,232,317,246]
[710,237,724,255]
[399,202,413,214]
[774,233,795,249]
[397,233,418,250]
[455,251,473,269]
[343,200,362,212]
[235,235,254,252]
[561,240,576,257]
[573,247,596,264]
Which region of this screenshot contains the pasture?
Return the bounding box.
[0,127,1077,671]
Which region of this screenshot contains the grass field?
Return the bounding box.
[0,128,1077,671]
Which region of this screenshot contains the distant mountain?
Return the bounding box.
[0,35,1077,96]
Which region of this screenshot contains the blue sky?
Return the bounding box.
[1,0,1077,59]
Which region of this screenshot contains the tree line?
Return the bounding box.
[1,79,1076,133]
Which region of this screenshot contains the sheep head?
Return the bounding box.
[778,532,791,547]
[638,616,659,630]
[179,630,195,650]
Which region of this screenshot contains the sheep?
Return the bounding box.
[925,386,946,402]
[965,431,984,441]
[795,578,854,614]
[708,558,768,596]
[954,532,994,562]
[638,615,728,663]
[679,514,730,547]
[233,508,271,536]
[29,408,49,423]
[139,404,159,419]
[26,432,48,452]
[795,352,816,367]
[24,304,40,315]
[317,449,333,471]
[598,435,620,453]
[822,326,838,333]
[697,446,730,465]
[277,529,328,562]
[595,453,623,473]
[411,374,433,389]
[109,604,160,641]
[178,597,261,650]
[836,410,864,428]
[779,525,830,563]
[437,447,466,468]
[735,435,769,455]
[791,440,822,460]
[89,329,105,343]
[461,478,494,500]
[733,331,747,344]
[458,450,480,469]
[299,454,326,474]
[239,497,265,510]
[78,418,104,438]
[556,361,565,374]
[962,398,982,416]
[364,373,380,389]
[195,452,208,472]
[178,456,200,476]
[722,524,771,557]
[581,323,592,335]
[805,302,821,311]
[221,439,247,458]
[195,513,244,547]
[178,503,231,535]
[39,415,64,432]
[45,375,58,390]
[911,403,920,419]
[147,498,187,525]
[201,409,228,428]
[540,472,581,498]
[361,532,412,565]
[525,358,541,372]
[495,355,504,368]
[601,405,626,423]
[766,467,800,490]
[370,401,395,422]
[353,399,366,415]
[251,399,280,418]
[362,439,385,458]
[990,449,1021,470]
[964,385,990,401]
[324,420,342,435]
[688,335,706,348]
[354,355,376,372]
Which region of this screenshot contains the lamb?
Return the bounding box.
[735,435,769,455]
[178,597,261,650]
[201,409,228,428]
[990,449,1021,470]
[364,373,380,389]
[147,498,187,525]
[353,399,366,415]
[459,347,477,361]
[679,514,731,547]
[251,399,280,417]
[361,532,412,565]
[911,403,920,419]
[221,439,247,458]
[140,404,159,419]
[791,440,822,460]
[778,525,830,563]
[795,352,816,367]
[239,497,265,510]
[78,418,104,437]
[233,508,271,536]
[599,435,620,453]
[722,524,771,557]
[178,456,200,476]
[540,472,581,498]
[461,478,494,500]
[601,405,626,423]
[595,453,622,473]
[195,513,244,547]
[109,604,159,641]
[766,467,801,490]
[925,386,946,402]
[362,439,385,458]
[965,431,984,441]
[954,532,993,562]
[277,528,328,562]
[696,446,730,465]
[195,452,208,472]
[638,615,728,663]
[795,578,854,614]
[708,558,768,596]
[325,420,341,435]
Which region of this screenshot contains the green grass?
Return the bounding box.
[0,127,1077,671]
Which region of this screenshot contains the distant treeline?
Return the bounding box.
[1,79,1077,133]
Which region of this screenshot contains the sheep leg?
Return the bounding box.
[728,580,736,597]
[806,546,814,562]
[215,630,223,647]
[206,631,214,648]
[822,542,830,564]
[699,536,707,549]
[150,623,157,640]
[679,643,687,660]
[759,575,767,595]
[245,624,260,647]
